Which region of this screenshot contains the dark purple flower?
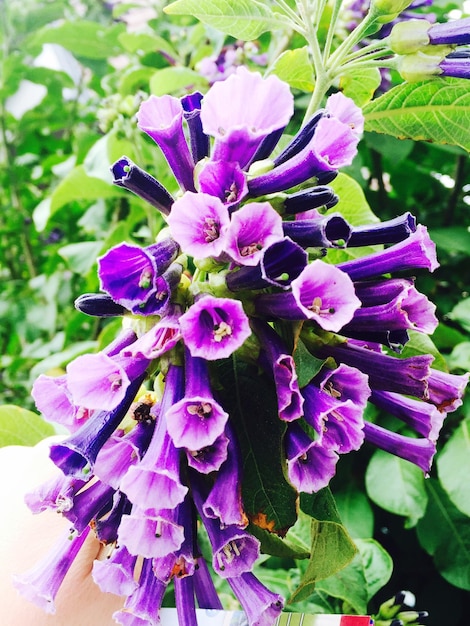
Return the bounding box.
[285,421,339,493]
[282,213,352,248]
[62,478,115,533]
[181,91,210,163]
[179,294,251,360]
[282,185,340,214]
[338,224,439,280]
[111,156,174,215]
[227,572,284,626]
[198,160,248,210]
[255,259,361,332]
[225,202,284,266]
[347,212,416,247]
[302,363,369,453]
[439,51,470,79]
[193,556,224,609]
[112,557,167,626]
[252,319,304,422]
[226,236,308,292]
[363,421,436,475]
[167,191,231,259]
[92,545,138,597]
[428,17,470,45]
[427,368,469,412]
[13,527,91,614]
[98,239,180,314]
[74,293,127,317]
[119,365,188,512]
[185,432,229,474]
[137,94,195,192]
[200,67,293,169]
[166,352,229,450]
[174,575,197,626]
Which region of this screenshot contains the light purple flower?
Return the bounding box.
[428,17,470,45]
[255,259,361,332]
[31,374,90,433]
[174,575,197,626]
[193,556,224,609]
[285,422,339,493]
[363,421,437,475]
[198,160,248,210]
[122,305,183,360]
[302,364,369,453]
[92,545,138,597]
[427,368,469,412]
[166,352,229,450]
[225,202,284,266]
[98,239,179,314]
[119,366,188,512]
[439,51,470,79]
[112,557,167,626]
[118,506,185,559]
[185,432,229,474]
[326,91,364,137]
[179,295,251,360]
[167,191,231,259]
[25,473,86,515]
[200,67,294,169]
[227,572,284,626]
[137,94,195,192]
[13,527,91,614]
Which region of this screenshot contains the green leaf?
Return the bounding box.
[315,539,393,614]
[437,418,470,517]
[118,32,178,59]
[288,490,358,602]
[447,298,470,333]
[340,67,382,107]
[364,78,470,152]
[397,329,448,372]
[164,0,284,40]
[429,226,470,257]
[58,241,104,275]
[149,67,208,96]
[248,522,310,560]
[293,340,325,388]
[417,479,470,590]
[0,405,55,447]
[27,20,125,59]
[50,165,123,217]
[447,342,470,372]
[270,48,314,92]
[365,449,428,526]
[334,484,375,539]
[217,358,298,534]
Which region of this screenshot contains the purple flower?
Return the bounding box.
[428,17,470,45]
[226,236,308,292]
[181,91,209,163]
[248,115,360,196]
[118,506,185,559]
[66,352,149,411]
[185,432,229,474]
[252,319,304,422]
[285,421,340,493]
[119,366,188,512]
[347,212,416,247]
[166,351,229,450]
[326,91,364,137]
[122,304,182,360]
[111,156,174,215]
[255,259,361,332]
[74,292,127,317]
[167,191,231,259]
[13,527,91,614]
[200,66,294,169]
[112,557,167,626]
[338,224,439,280]
[31,373,91,433]
[363,421,437,475]
[179,294,251,360]
[302,363,369,453]
[282,213,352,248]
[439,51,470,79]
[98,239,180,314]
[225,202,284,266]
[25,473,86,514]
[370,389,446,442]
[198,160,248,210]
[227,572,284,626]
[174,575,197,626]
[427,368,469,412]
[193,556,224,609]
[137,94,195,192]
[282,185,340,214]
[62,478,115,533]
[92,545,138,597]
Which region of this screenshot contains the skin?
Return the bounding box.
[0,437,123,625]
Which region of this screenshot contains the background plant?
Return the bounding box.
[1,0,469,624]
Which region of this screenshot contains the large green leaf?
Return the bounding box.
[0,405,55,447]
[270,47,315,92]
[164,0,285,40]
[340,67,382,107]
[447,298,470,333]
[149,67,208,96]
[437,418,470,517]
[334,484,375,539]
[365,449,428,526]
[364,78,470,152]
[417,479,470,590]
[217,358,298,534]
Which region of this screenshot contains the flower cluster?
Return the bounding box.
[16,68,467,625]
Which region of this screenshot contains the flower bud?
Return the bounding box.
[370,0,415,23]
[390,19,432,54]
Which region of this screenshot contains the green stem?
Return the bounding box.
[327,9,381,69]
[272,0,306,31]
[322,0,345,61]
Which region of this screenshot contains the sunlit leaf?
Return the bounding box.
[0,405,55,448]
[270,47,315,92]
